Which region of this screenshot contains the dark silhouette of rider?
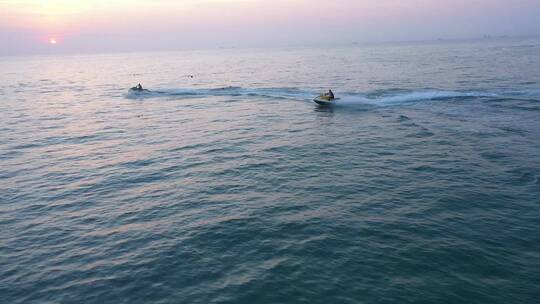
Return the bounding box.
[328,89,334,99]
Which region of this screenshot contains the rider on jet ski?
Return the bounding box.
[327,89,334,99]
[130,83,144,91]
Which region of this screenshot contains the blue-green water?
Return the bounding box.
[1,38,540,303]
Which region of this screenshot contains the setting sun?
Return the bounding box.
[49,38,57,44]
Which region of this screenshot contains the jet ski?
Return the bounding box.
[313,94,336,105]
[129,86,150,93]
[129,83,150,93]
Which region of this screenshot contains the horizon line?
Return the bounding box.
[1,34,538,58]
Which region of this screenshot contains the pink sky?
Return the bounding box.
[0,0,539,54]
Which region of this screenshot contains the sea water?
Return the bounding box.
[1,38,540,303]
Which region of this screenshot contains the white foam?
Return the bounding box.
[335,90,499,107]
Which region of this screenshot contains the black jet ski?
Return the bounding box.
[129,86,150,93]
[129,83,150,93]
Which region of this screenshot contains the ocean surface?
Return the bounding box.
[1,38,540,304]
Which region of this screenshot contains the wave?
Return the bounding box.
[125,86,540,106]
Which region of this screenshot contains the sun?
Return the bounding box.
[49,38,57,44]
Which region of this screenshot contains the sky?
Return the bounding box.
[0,0,539,55]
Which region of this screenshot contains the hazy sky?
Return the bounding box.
[0,0,539,55]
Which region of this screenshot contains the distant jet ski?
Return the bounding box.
[313,90,337,105]
[129,87,149,93]
[129,83,149,93]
